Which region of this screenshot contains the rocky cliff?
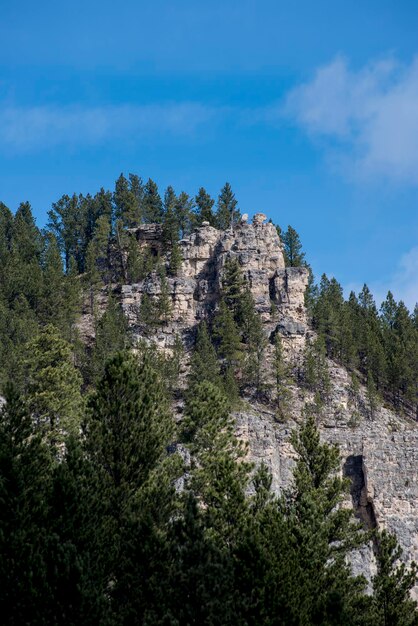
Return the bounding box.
[120,213,418,588]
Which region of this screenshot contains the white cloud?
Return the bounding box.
[284,56,418,184]
[0,102,217,152]
[345,245,418,310]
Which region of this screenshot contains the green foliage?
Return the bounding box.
[195,186,216,226]
[157,265,172,323]
[24,324,84,448]
[143,178,163,223]
[91,296,128,383]
[113,172,143,228]
[216,182,239,230]
[283,412,369,624]
[282,225,306,267]
[188,321,222,390]
[240,286,267,394]
[273,332,292,419]
[371,530,418,626]
[0,386,54,624]
[169,239,183,276]
[221,256,245,318]
[213,300,243,367]
[84,350,179,623]
[175,190,195,237]
[303,335,331,401]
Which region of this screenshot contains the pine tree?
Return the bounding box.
[8,202,43,309]
[24,325,84,449]
[157,266,172,324]
[239,286,267,394]
[284,412,369,624]
[39,233,66,328]
[164,185,177,213]
[216,182,239,230]
[48,193,87,272]
[188,321,222,390]
[85,349,175,515]
[169,240,183,276]
[143,178,163,223]
[371,530,418,626]
[138,292,156,331]
[282,225,306,267]
[126,234,144,283]
[195,187,216,226]
[175,191,194,238]
[221,256,245,320]
[0,385,54,624]
[273,332,291,419]
[366,374,380,420]
[213,300,243,367]
[182,381,250,538]
[84,351,177,621]
[91,296,128,383]
[303,335,331,401]
[63,256,82,342]
[85,215,111,313]
[113,173,143,227]
[162,200,180,249]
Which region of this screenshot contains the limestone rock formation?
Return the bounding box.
[120,218,418,590]
[121,220,307,351]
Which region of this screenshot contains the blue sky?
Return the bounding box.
[1,0,418,307]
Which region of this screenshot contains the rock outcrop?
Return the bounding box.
[120,218,418,590]
[122,219,308,352]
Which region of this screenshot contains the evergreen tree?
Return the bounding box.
[126,234,144,283]
[162,193,180,248]
[303,335,331,401]
[0,385,54,624]
[169,240,183,276]
[48,193,87,272]
[138,292,156,331]
[85,214,111,313]
[183,381,250,539]
[91,296,128,383]
[113,173,143,228]
[283,412,369,624]
[143,178,163,223]
[273,332,291,419]
[213,300,243,367]
[358,285,386,388]
[24,325,84,449]
[239,286,267,394]
[371,530,418,626]
[164,185,177,213]
[84,351,177,621]
[175,191,195,237]
[216,182,239,230]
[188,321,222,390]
[282,225,306,267]
[39,232,66,328]
[221,256,245,320]
[63,256,82,342]
[195,187,216,226]
[157,266,172,324]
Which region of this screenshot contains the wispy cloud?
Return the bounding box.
[283,56,418,184]
[0,102,218,152]
[345,245,418,310]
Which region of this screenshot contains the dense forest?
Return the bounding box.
[0,174,417,625]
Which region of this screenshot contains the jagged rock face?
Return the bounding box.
[120,219,418,591]
[121,221,308,351]
[236,363,418,592]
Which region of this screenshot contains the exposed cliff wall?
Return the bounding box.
[120,214,418,588]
